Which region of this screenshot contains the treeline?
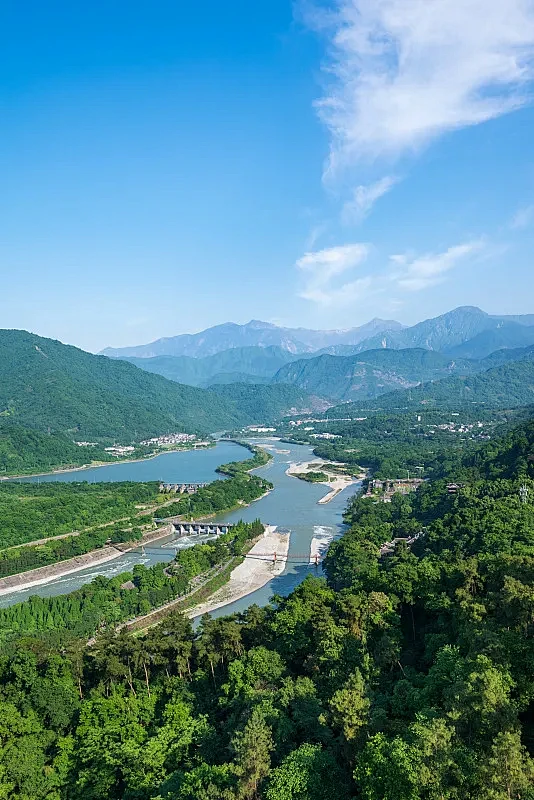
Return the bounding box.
[294,471,328,483]
[0,424,532,797]
[216,442,272,475]
[0,520,263,639]
[0,481,160,549]
[161,448,273,519]
[171,517,264,579]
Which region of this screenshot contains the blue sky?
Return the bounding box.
[2,0,534,352]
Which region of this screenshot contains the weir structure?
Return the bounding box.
[171,522,235,537]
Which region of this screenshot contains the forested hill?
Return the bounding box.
[272,348,477,401]
[0,423,112,476]
[0,330,246,440]
[125,345,300,387]
[208,382,318,420]
[467,417,534,479]
[332,357,534,413]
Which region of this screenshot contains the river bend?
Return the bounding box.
[0,440,361,613]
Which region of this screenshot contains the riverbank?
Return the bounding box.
[0,522,177,596]
[0,441,215,481]
[286,460,363,504]
[119,524,288,632]
[0,447,273,597]
[185,525,290,618]
[0,438,355,613]
[0,546,123,596]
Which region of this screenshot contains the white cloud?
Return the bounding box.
[302,276,374,306]
[296,242,371,305]
[510,204,534,229]
[308,0,534,173]
[393,240,486,291]
[342,175,398,222]
[296,238,487,308]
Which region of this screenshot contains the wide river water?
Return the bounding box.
[0,440,361,615]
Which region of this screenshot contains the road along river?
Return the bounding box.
[0,440,361,614]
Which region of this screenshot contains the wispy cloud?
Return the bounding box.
[296,242,371,305]
[342,175,398,223]
[308,0,534,175]
[510,204,534,229]
[296,238,486,308]
[305,222,329,249]
[392,240,486,291]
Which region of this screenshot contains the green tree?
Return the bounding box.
[265,743,349,800]
[232,708,273,800]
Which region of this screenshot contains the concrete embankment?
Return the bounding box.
[0,524,174,598]
[0,547,123,596]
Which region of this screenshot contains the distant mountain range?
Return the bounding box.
[345,307,534,358]
[272,344,534,402]
[101,318,404,359]
[105,307,534,404]
[271,349,476,401]
[103,307,534,366]
[6,308,534,476]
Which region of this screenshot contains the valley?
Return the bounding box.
[5,9,534,794]
[0,309,533,798]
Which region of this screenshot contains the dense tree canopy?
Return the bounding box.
[0,481,160,549]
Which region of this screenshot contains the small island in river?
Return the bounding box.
[286,459,365,503]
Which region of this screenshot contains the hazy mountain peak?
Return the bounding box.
[101,318,403,359]
[100,307,534,363]
[245,319,278,329]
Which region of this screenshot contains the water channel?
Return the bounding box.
[0,440,361,614]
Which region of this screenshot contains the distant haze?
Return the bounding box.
[101,307,534,361]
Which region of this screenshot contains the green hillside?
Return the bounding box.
[208,382,315,422]
[0,408,532,797]
[272,347,477,401]
[206,371,271,386]
[0,424,113,476]
[0,330,244,441]
[338,358,534,412]
[125,345,299,387]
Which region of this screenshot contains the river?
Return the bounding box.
[0,440,361,614]
[16,440,248,484]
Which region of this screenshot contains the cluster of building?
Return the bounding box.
[366,477,425,502]
[140,432,198,447]
[310,432,341,440]
[104,445,136,456]
[75,441,98,447]
[288,418,325,427]
[158,483,207,494]
[247,426,276,433]
[288,416,365,428]
[434,421,484,434]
